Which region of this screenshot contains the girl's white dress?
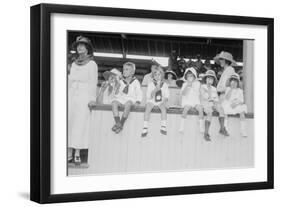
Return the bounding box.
[100,83,120,104]
[181,80,201,107]
[68,60,98,149]
[221,87,247,114]
[146,81,170,106]
[200,84,219,110]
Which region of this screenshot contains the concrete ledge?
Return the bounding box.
[91,104,254,119]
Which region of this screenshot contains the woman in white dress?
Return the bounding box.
[68,36,98,165]
[214,51,237,133]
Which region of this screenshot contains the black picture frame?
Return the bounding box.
[30,3,274,204]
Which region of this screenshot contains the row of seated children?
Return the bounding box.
[97,61,247,141]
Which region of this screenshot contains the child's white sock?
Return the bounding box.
[199,119,204,133]
[225,118,228,130]
[161,120,167,128]
[240,120,247,137]
[160,120,167,135]
[141,121,149,137]
[179,118,185,133]
[143,121,148,128]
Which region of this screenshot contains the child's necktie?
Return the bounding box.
[122,77,135,94]
[154,81,164,103]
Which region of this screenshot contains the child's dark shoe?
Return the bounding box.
[112,124,119,132]
[160,126,167,135]
[204,133,211,141]
[219,127,229,136]
[141,128,148,137]
[115,124,123,134]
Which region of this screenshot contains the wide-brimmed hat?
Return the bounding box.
[164,70,177,80]
[72,36,94,54]
[226,73,241,87]
[203,70,218,84]
[103,68,122,80]
[183,67,197,81]
[214,51,237,66]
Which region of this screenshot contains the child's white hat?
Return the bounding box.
[183,67,197,81]
[203,70,218,83]
[103,68,122,80]
[165,70,177,80]
[226,73,241,87]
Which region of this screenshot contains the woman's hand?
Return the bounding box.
[88,101,96,111]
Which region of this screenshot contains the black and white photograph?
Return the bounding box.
[28,2,274,204]
[66,31,254,176]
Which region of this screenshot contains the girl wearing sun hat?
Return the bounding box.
[68,35,98,166]
[221,73,248,137]
[200,70,229,140]
[97,68,122,104]
[164,70,177,87]
[178,67,204,133]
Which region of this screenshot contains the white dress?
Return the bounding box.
[68,60,98,149]
[146,81,170,106]
[221,87,247,115]
[181,80,201,107]
[200,84,219,110]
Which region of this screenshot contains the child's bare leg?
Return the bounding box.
[240,112,247,137]
[179,106,191,132]
[144,103,154,121]
[142,103,154,137]
[196,105,204,133]
[119,101,133,129]
[204,109,212,141]
[240,112,245,120]
[111,101,121,131]
[112,100,120,117]
[216,104,229,136]
[159,103,167,135]
[122,101,133,118]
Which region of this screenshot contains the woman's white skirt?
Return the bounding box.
[68,89,92,149]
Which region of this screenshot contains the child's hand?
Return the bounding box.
[230,102,237,108]
[88,101,96,111]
